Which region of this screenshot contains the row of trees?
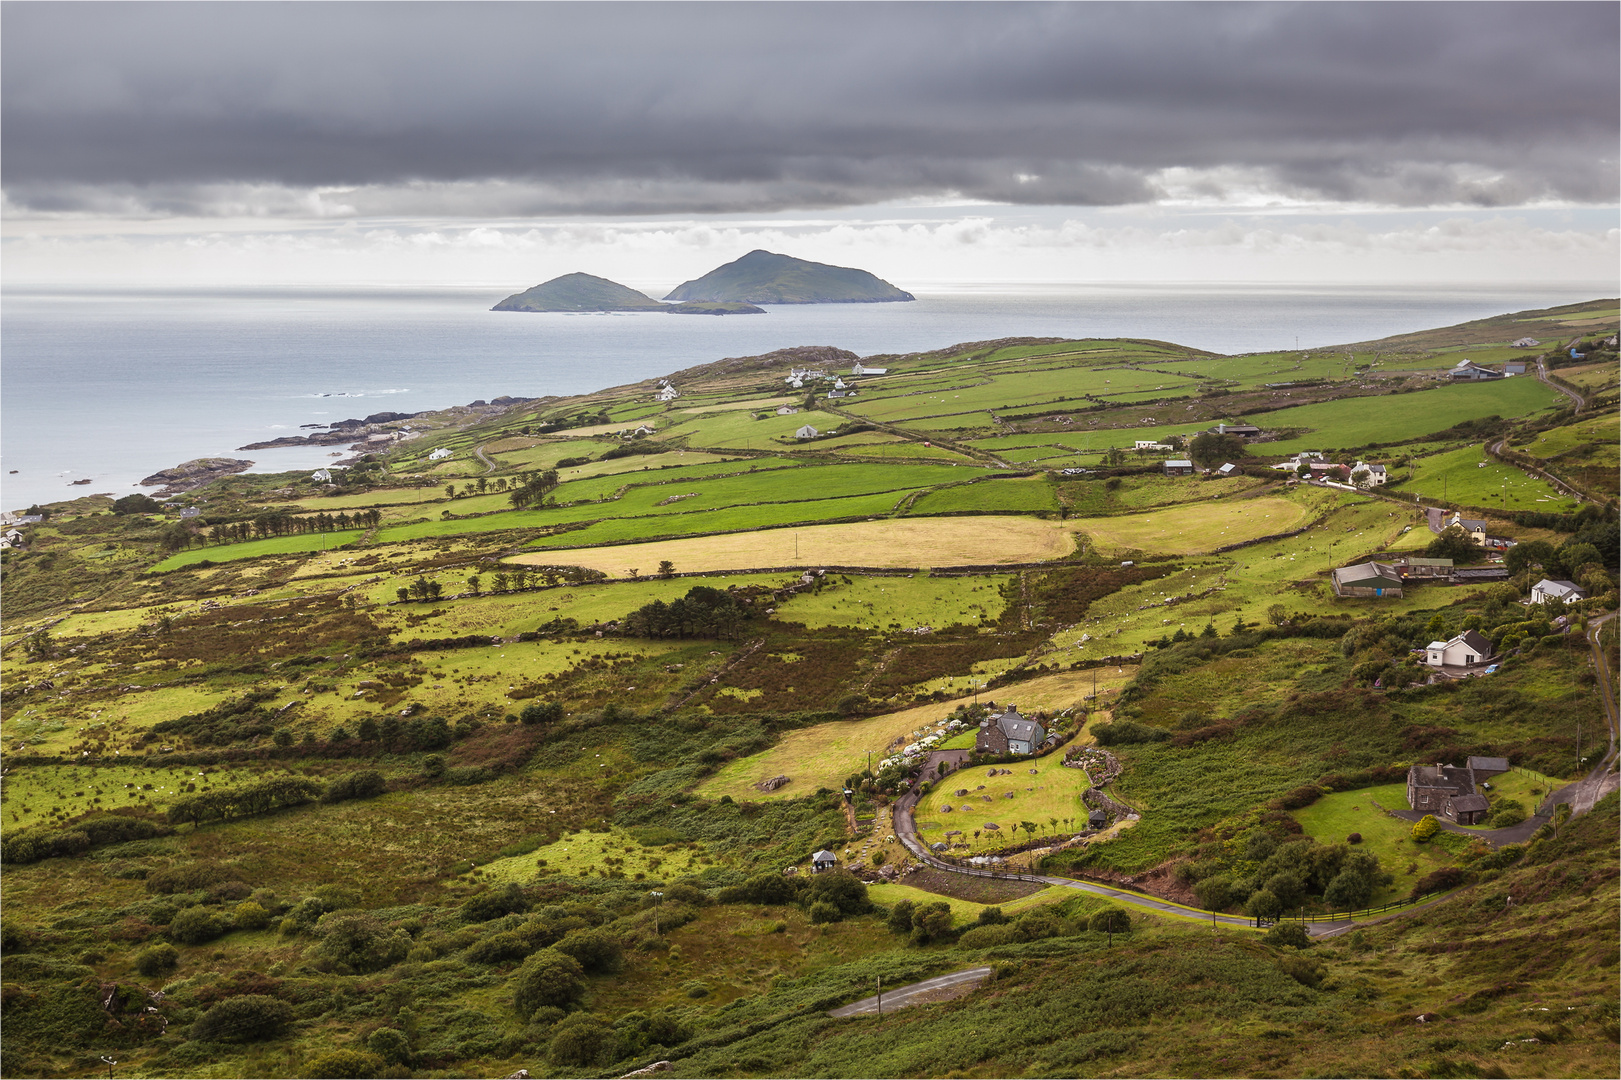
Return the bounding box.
[165,777,324,826]
[189,509,385,548]
[617,585,753,640]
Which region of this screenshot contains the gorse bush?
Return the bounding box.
[167,907,225,945]
[191,994,294,1042]
[512,949,586,1017]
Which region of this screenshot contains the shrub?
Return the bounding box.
[1245,889,1283,920]
[461,883,530,923]
[1411,866,1471,899]
[549,1012,614,1067]
[553,928,623,974]
[1276,953,1324,988]
[1266,922,1311,948]
[1192,875,1233,912]
[1488,798,1528,828]
[886,899,915,934]
[1091,720,1169,746]
[1346,833,1363,845]
[808,901,842,924]
[322,770,387,804]
[233,902,270,931]
[463,930,537,966]
[366,1026,410,1064]
[168,907,225,946]
[976,906,1009,926]
[803,870,870,915]
[309,913,411,974]
[512,949,586,1017]
[1088,907,1131,943]
[303,1050,383,1079]
[957,924,1019,949]
[134,943,179,977]
[192,994,294,1042]
[908,901,954,945]
[1410,815,1440,842]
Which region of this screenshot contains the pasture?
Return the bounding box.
[151,529,367,571]
[908,476,1059,515]
[471,827,713,885]
[1392,444,1578,512]
[772,574,1010,631]
[697,669,1109,802]
[514,515,1078,576]
[1256,377,1563,455]
[1291,786,1465,905]
[1069,495,1308,555]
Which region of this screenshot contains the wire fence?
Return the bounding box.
[1252,890,1441,927]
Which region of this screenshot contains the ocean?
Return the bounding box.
[0,281,1607,512]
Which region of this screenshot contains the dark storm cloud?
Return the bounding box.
[3,1,1615,216]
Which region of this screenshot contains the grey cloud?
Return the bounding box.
[2,1,1615,216]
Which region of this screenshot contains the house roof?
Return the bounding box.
[812,849,836,862]
[1450,630,1493,656]
[1164,459,1193,468]
[1450,794,1490,813]
[1402,557,1454,568]
[1426,640,1449,651]
[994,706,1045,746]
[1467,756,1510,774]
[1533,578,1586,598]
[1334,561,1401,586]
[1456,518,1488,531]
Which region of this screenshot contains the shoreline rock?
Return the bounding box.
[139,458,254,496]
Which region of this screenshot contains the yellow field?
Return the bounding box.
[510,515,1079,576]
[1069,496,1307,555]
[679,397,795,414]
[696,668,1133,802]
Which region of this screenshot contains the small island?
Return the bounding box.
[663,249,915,304]
[492,272,763,314]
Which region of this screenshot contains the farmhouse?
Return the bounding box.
[1445,512,1489,546]
[1134,440,1174,451]
[1424,629,1494,669]
[975,705,1047,756]
[1,529,24,550]
[1449,359,1504,381]
[656,384,679,402]
[428,448,453,461]
[1530,578,1588,605]
[795,424,819,440]
[776,406,799,416]
[1331,561,1403,598]
[1511,337,1541,348]
[1406,763,1492,825]
[1163,459,1194,477]
[851,363,888,375]
[311,469,332,482]
[1352,462,1388,486]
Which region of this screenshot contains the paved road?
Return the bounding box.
[1536,339,1587,411]
[827,966,994,1017]
[1374,798,1550,846]
[472,445,497,474]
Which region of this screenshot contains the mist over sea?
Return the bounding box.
[1,281,1608,512]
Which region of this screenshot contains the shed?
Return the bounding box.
[1087,809,1108,828]
[1216,462,1241,477]
[1396,557,1452,579]
[1163,459,1194,476]
[1466,756,1510,778]
[811,849,837,872]
[1214,423,1261,438]
[795,424,819,440]
[1332,561,1403,598]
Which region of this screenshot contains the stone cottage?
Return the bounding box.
[975,705,1047,757]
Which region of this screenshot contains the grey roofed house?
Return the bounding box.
[1406,763,1491,824]
[1466,756,1511,778]
[1450,793,1491,817]
[1531,578,1587,604]
[975,705,1047,756]
[811,849,838,872]
[1332,561,1403,598]
[795,424,819,439]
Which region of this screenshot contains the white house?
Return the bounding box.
[1511,337,1541,348]
[1351,461,1388,487]
[796,424,819,439]
[656,385,679,402]
[1425,629,1495,668]
[1134,440,1174,451]
[851,363,888,375]
[1450,359,1504,381]
[311,469,332,482]
[1531,579,1588,605]
[1,529,24,549]
[428,448,453,461]
[786,377,804,389]
[776,406,799,416]
[1445,512,1489,546]
[832,377,847,389]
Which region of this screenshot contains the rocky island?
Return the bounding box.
[492,272,763,314]
[664,249,915,304]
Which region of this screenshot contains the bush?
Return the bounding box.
[808,901,842,924]
[553,928,623,974]
[322,770,387,804]
[908,901,954,945]
[1091,720,1169,746]
[1488,798,1528,828]
[310,913,411,974]
[512,949,586,1017]
[1276,953,1324,988]
[168,907,225,946]
[549,1012,613,1067]
[134,943,179,977]
[1245,889,1283,920]
[192,994,294,1042]
[1410,815,1440,842]
[976,906,1009,926]
[1346,832,1362,844]
[303,1050,383,1079]
[886,899,915,934]
[1192,875,1233,911]
[232,901,270,931]
[1088,907,1131,942]
[461,883,530,923]
[803,870,870,915]
[1266,922,1311,948]
[366,1026,410,1064]
[1411,866,1471,899]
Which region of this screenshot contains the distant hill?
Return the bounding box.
[663,250,915,304]
[493,273,765,314]
[492,273,664,312]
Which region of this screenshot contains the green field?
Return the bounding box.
[152,529,367,571]
[907,477,1059,515]
[1390,444,1578,512]
[772,573,1010,630]
[913,752,1091,852]
[1256,377,1563,454]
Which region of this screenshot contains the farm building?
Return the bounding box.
[851,363,888,375]
[1394,557,1453,580]
[1503,362,1528,376]
[1332,561,1403,598]
[1466,756,1511,779]
[1424,630,1494,669]
[795,424,819,440]
[1531,579,1587,605]
[1135,440,1174,451]
[975,705,1047,757]
[1406,763,1491,825]
[1449,359,1504,381]
[1216,462,1241,477]
[1444,512,1490,545]
[776,406,799,416]
[1511,337,1540,348]
[1213,422,1261,438]
[428,448,452,460]
[1163,459,1194,476]
[811,850,838,872]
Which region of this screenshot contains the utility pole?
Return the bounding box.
[876,975,883,1017]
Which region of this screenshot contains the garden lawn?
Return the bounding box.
[1291,786,1466,906]
[697,670,1107,802]
[913,753,1090,852]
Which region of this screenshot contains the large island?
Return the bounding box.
[493,272,764,314]
[664,249,916,304]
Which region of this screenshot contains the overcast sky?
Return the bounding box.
[3,1,1616,287]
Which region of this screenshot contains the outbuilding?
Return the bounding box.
[811,849,838,873]
[1331,561,1404,598]
[1163,459,1194,476]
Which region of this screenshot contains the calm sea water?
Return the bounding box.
[0,282,1607,512]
